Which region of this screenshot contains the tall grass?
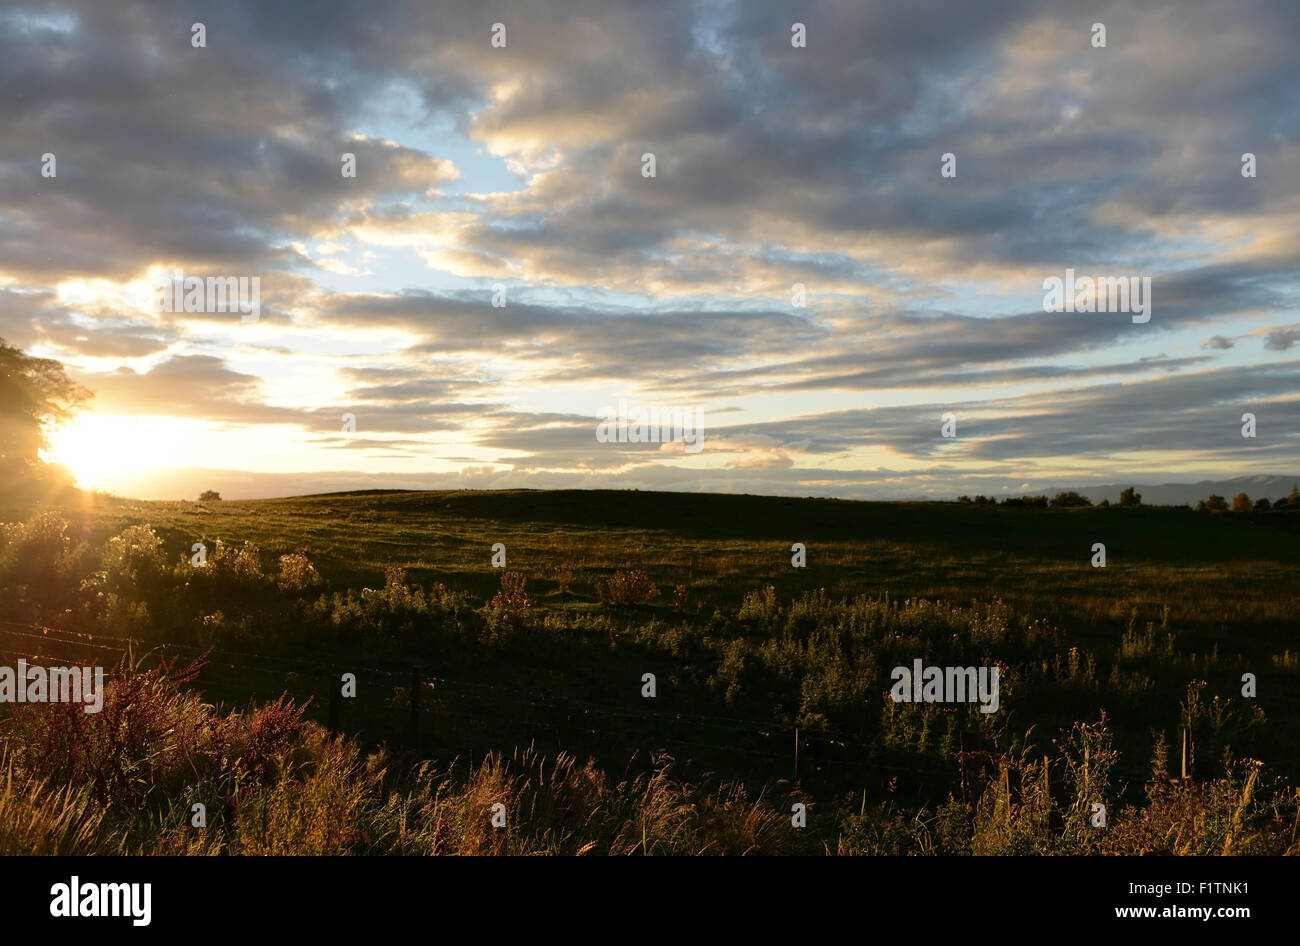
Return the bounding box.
[1,501,1298,855]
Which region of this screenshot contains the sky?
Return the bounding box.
[2,0,1298,500]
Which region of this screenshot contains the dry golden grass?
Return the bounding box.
[0,750,122,855]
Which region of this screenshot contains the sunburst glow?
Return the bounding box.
[46,415,203,490]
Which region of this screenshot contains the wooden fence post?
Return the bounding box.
[554,697,571,749]
[1003,763,1012,828]
[410,667,421,752]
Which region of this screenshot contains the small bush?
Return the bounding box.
[277,552,322,594]
[489,571,532,618]
[0,512,87,599]
[200,539,265,589]
[603,569,659,606]
[552,562,576,599]
[738,585,780,626]
[3,652,306,810]
[102,524,169,594]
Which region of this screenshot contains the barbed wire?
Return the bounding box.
[0,626,960,778]
[0,617,1281,785]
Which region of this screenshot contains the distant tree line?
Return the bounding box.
[957,489,1118,508]
[956,484,1300,512]
[1196,483,1299,513]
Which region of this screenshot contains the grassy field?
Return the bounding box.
[62,487,1300,634]
[1,488,1298,854]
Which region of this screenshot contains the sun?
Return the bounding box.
[46,415,197,491]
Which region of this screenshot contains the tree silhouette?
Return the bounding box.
[0,338,91,479]
[1050,490,1092,508]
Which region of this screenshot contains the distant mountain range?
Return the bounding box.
[1038,475,1300,507]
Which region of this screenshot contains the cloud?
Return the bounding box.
[1265,329,1299,351]
[3,0,1298,497]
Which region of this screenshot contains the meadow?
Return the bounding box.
[0,488,1297,855]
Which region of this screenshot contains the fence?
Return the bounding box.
[0,617,961,792]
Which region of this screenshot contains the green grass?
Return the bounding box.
[2,487,1298,851]
[76,488,1300,646]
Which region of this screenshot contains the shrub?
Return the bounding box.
[1231,492,1252,512]
[552,562,576,599]
[2,652,306,810]
[312,568,470,648]
[737,585,780,626]
[489,571,532,618]
[277,552,322,594]
[198,490,222,501]
[603,569,659,606]
[102,524,169,594]
[201,539,265,589]
[0,512,86,601]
